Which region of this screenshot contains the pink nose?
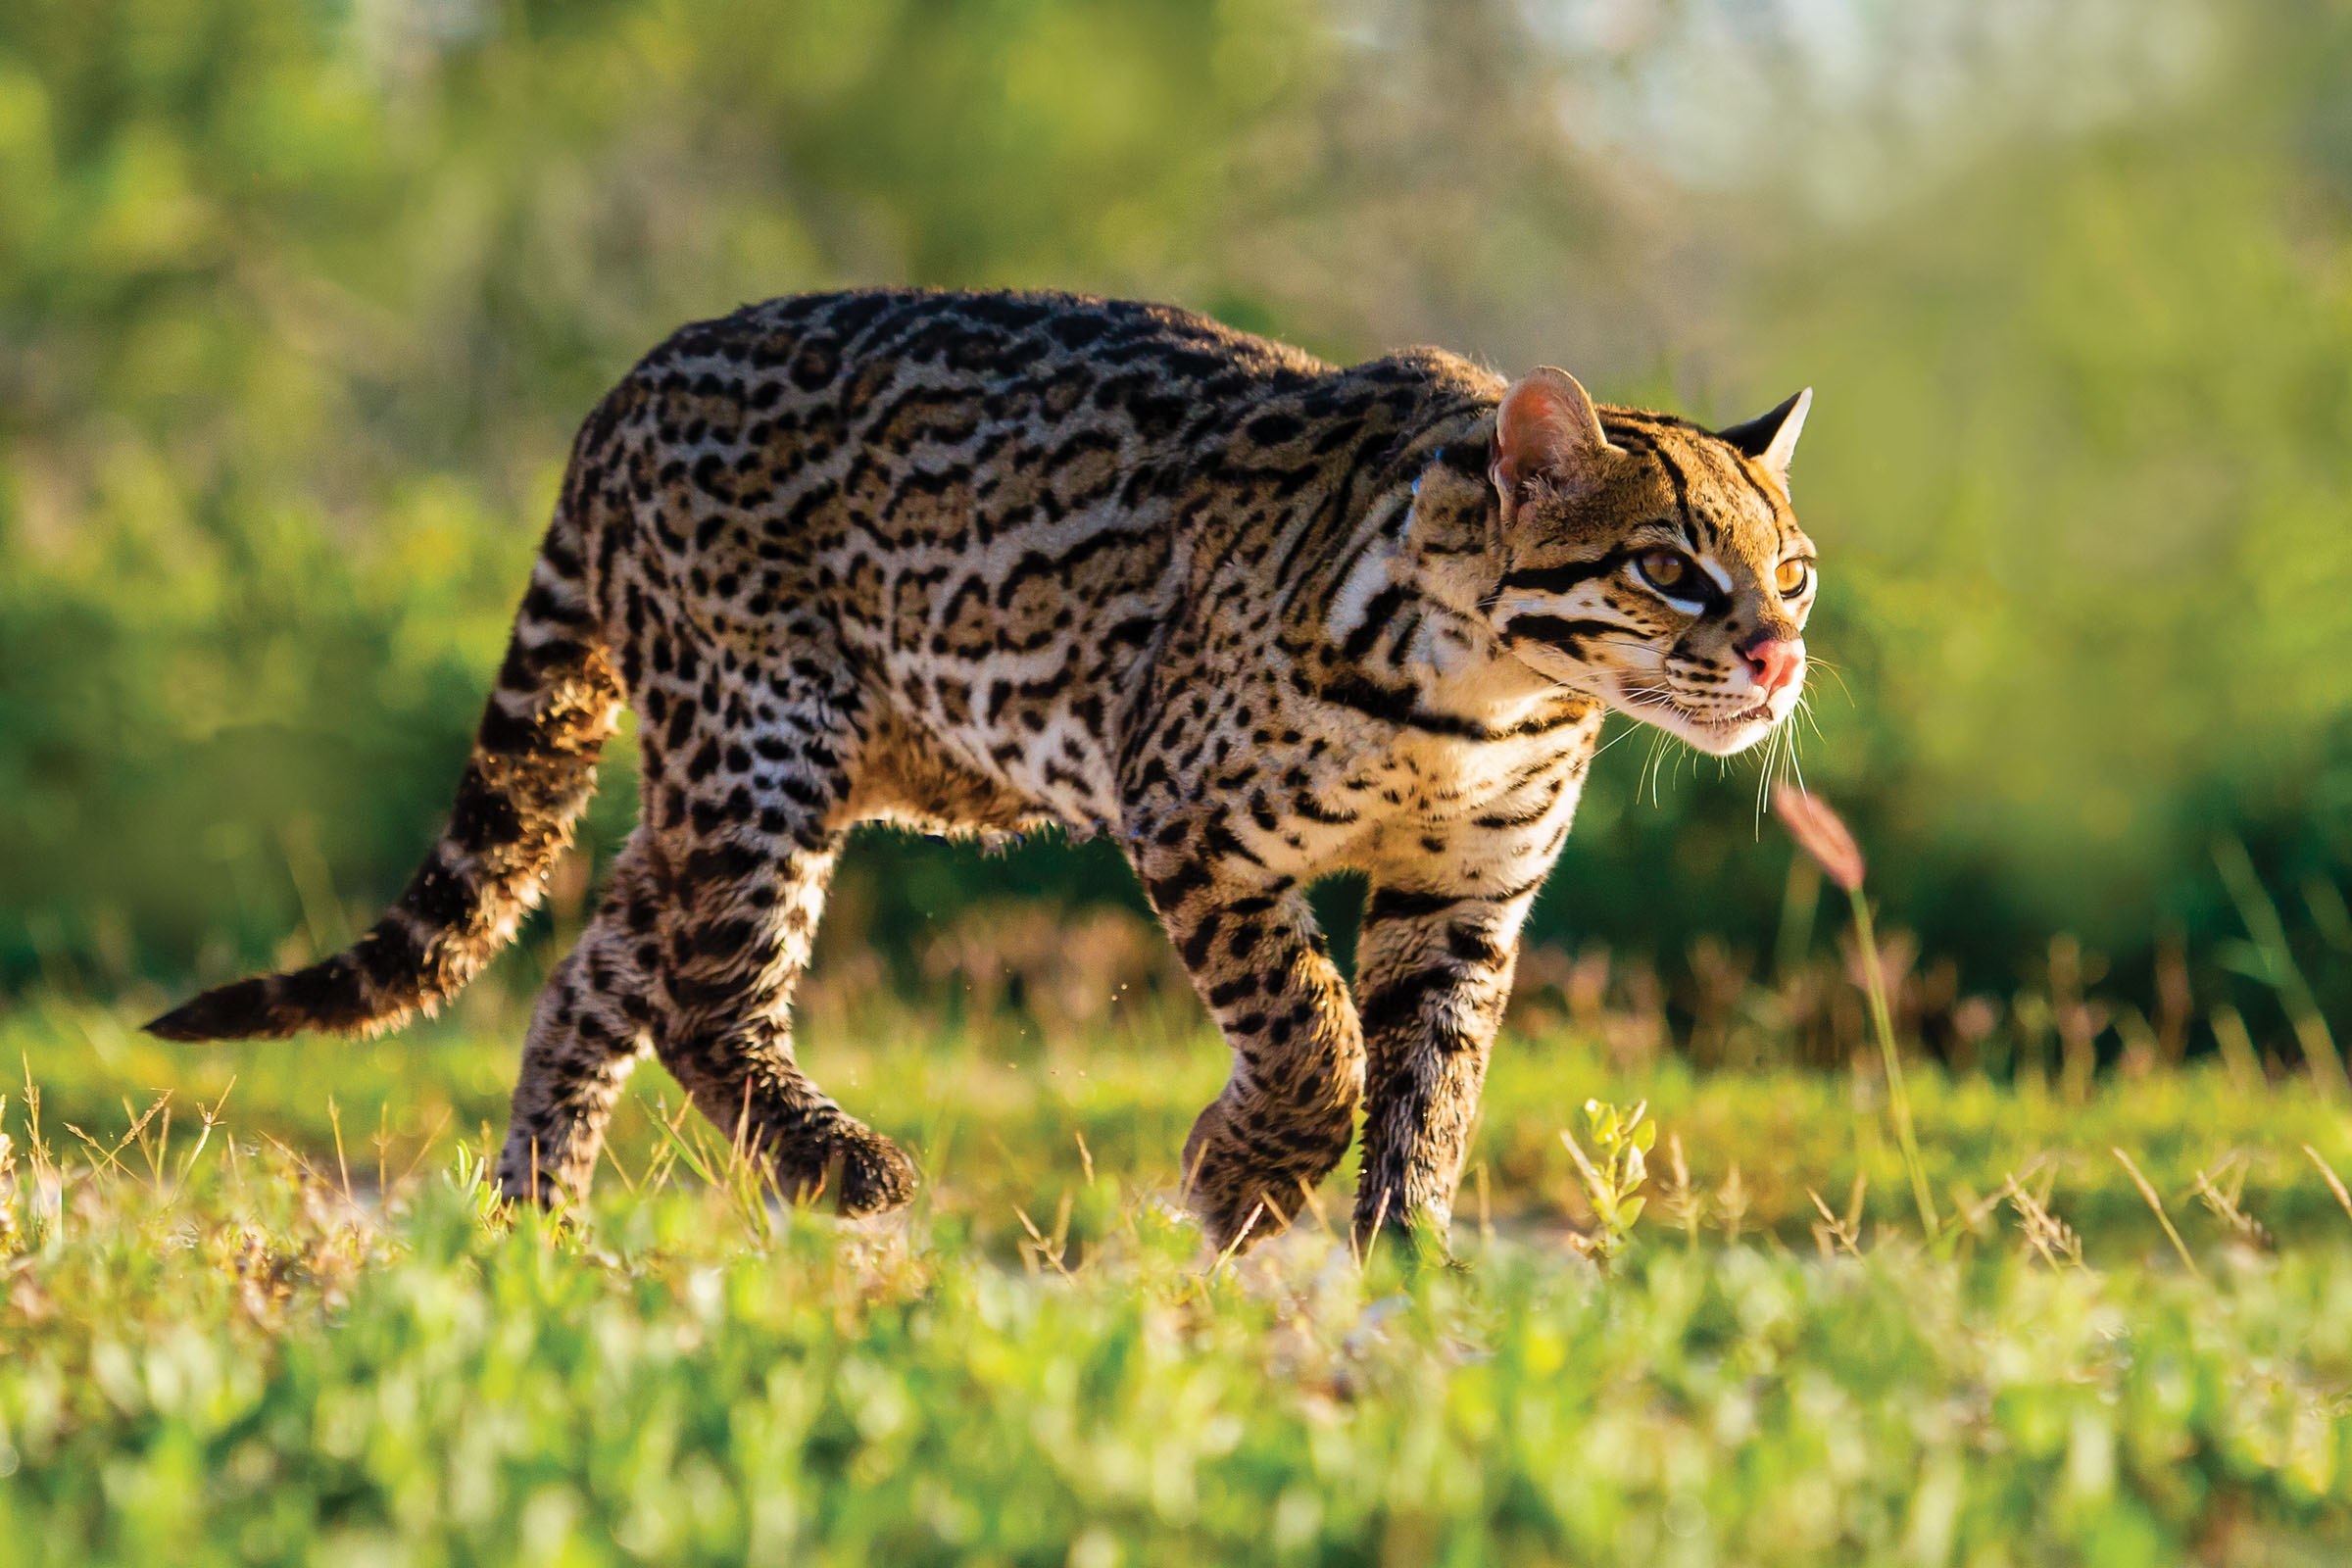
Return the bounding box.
[1741,636,1804,697]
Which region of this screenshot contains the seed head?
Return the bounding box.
[1774,787,1865,893]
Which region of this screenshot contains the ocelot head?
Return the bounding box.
[1483,368,1816,757]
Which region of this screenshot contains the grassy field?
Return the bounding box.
[3,991,2352,1565]
[16,3,2352,1562]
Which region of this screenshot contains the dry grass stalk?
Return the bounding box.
[1662,1133,1702,1250]
[1012,1203,1078,1281]
[1716,1163,1750,1246]
[2112,1148,2202,1280]
[2190,1156,2271,1250]
[1774,788,1936,1235]
[1806,1171,1866,1257]
[2303,1146,2352,1226]
[2002,1169,2084,1271]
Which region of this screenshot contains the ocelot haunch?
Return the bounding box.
[149,289,1817,1251]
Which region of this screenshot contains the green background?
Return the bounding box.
[7,0,2352,1057]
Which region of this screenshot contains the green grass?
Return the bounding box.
[4,996,2352,1564]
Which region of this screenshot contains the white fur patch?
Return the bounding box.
[1326,540,1398,648]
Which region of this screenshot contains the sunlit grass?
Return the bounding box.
[4,998,2352,1561]
[15,988,2352,1253]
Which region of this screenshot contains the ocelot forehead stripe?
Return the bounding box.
[1615,415,1810,560]
[1599,406,1699,438]
[1638,434,1697,532]
[1720,451,1807,556]
[1592,419,1712,546]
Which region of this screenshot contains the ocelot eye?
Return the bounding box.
[1775,558,1812,598]
[1636,550,1694,596]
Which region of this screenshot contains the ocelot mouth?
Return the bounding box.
[1678,702,1774,733]
[1621,686,1775,731]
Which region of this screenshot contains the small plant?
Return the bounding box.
[1560,1099,1654,1265]
[2214,836,2350,1102]
[1775,787,1939,1236]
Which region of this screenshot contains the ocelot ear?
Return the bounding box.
[1716,388,1813,481]
[1490,368,1620,523]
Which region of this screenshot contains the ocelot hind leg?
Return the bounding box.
[496,832,667,1203]
[637,683,916,1218]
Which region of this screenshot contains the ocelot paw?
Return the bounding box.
[1183,1121,1309,1256]
[774,1122,917,1218]
[1349,1193,1456,1268]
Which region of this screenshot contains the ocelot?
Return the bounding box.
[151,288,1816,1252]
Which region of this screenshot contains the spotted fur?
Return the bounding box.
[148,289,1817,1250]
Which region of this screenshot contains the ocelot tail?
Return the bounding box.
[149,289,1817,1252]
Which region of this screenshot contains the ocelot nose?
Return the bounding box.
[1740,635,1804,697]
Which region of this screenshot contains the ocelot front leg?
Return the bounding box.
[1130,843,1365,1252]
[1351,827,1557,1252]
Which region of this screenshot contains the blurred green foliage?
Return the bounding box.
[10,0,2352,1057]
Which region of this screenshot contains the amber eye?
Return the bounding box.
[1775,558,1812,598]
[1636,550,1693,595]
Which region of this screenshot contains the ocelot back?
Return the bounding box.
[150,289,1816,1251]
